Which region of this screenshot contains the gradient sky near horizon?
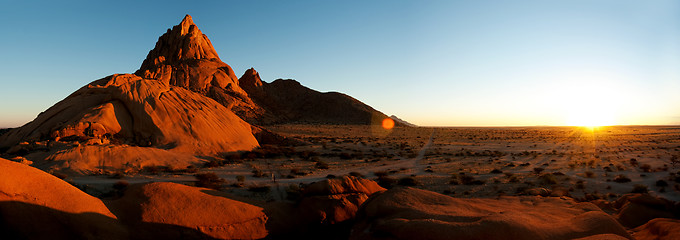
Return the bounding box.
[0,1,678,127]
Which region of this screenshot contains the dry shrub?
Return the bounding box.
[613,175,631,183]
[397,176,419,186]
[195,173,225,190]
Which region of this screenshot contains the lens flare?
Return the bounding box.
[382,118,395,130]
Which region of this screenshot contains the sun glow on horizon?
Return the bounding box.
[557,79,624,128]
[566,106,617,127]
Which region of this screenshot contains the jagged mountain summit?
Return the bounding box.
[136,15,238,93]
[135,14,393,125]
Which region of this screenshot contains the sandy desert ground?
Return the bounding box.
[68,125,680,203]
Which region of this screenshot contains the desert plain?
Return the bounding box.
[65,125,680,203]
[23,124,672,239]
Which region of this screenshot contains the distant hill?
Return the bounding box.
[238,68,390,125]
[390,115,417,127]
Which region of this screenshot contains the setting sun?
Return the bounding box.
[566,106,616,127]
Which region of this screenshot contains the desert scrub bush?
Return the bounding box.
[639,164,652,172]
[397,176,419,186]
[508,175,520,183]
[297,150,319,161]
[236,175,246,183]
[613,175,631,183]
[377,176,396,188]
[223,152,243,164]
[142,165,168,174]
[109,171,125,179]
[533,167,545,174]
[538,173,558,185]
[575,180,585,189]
[248,185,271,193]
[631,184,649,193]
[339,152,352,160]
[568,162,577,169]
[490,169,503,174]
[656,180,669,187]
[290,168,307,176]
[194,173,225,190]
[452,173,485,185]
[203,159,222,168]
[252,169,266,178]
[373,171,389,177]
[584,171,595,178]
[315,161,329,169]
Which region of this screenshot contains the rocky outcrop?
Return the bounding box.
[0,158,128,239]
[136,15,240,93]
[613,194,677,228]
[240,77,392,125]
[265,177,385,239]
[107,182,268,240]
[0,74,258,174]
[632,218,680,240]
[300,176,386,224]
[350,187,632,240]
[238,68,264,95]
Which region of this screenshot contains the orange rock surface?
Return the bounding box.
[351,187,632,240]
[0,74,258,174]
[0,158,127,239]
[632,218,680,240]
[108,182,268,240]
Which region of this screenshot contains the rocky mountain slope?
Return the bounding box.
[0,74,258,174]
[0,15,400,174]
[238,68,390,125]
[135,15,393,126]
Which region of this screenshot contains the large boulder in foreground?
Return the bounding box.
[0,74,258,174]
[266,176,385,239]
[632,218,680,240]
[0,158,127,239]
[107,182,267,240]
[613,193,677,228]
[300,176,386,224]
[350,187,632,240]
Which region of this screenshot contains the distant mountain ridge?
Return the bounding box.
[134,15,394,126]
[390,115,417,127]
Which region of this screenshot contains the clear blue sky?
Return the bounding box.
[1,0,678,127]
